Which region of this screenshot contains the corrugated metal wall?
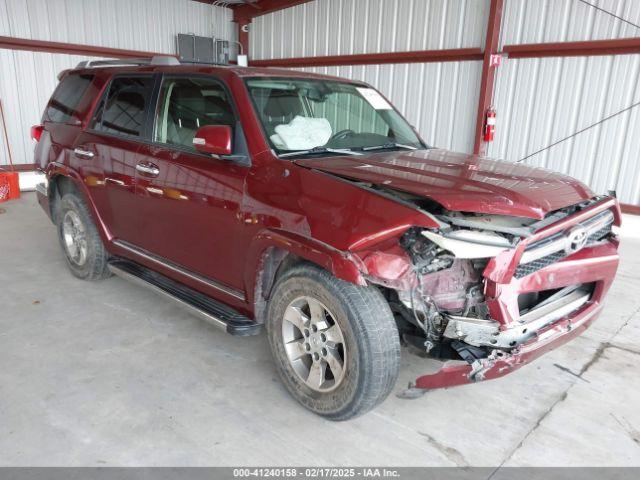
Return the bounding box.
[0,0,235,167]
[250,0,488,59]
[487,54,640,205]
[251,0,640,205]
[500,0,640,45]
[250,0,488,153]
[491,0,640,204]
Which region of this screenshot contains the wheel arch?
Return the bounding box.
[244,230,367,323]
[47,164,113,244]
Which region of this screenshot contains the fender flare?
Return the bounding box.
[47,163,114,244]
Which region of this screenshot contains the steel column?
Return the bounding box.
[473,0,504,156]
[237,19,251,56]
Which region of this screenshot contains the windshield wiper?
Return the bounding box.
[279,147,363,158]
[360,142,418,152]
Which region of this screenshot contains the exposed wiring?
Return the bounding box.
[408,275,428,334]
[518,99,640,163]
[576,0,640,31]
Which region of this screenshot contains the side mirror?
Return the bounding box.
[193,125,232,156]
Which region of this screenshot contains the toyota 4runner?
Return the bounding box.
[33,56,621,420]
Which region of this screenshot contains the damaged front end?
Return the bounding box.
[354,195,621,396]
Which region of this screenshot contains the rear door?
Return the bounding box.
[133,74,250,293]
[73,75,156,242]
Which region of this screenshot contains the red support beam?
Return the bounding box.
[0,36,166,59]
[233,0,313,21]
[0,163,37,172]
[473,0,504,156]
[503,37,640,59]
[621,203,640,215]
[250,48,483,68]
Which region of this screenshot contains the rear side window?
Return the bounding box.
[93,76,154,138]
[45,74,95,124]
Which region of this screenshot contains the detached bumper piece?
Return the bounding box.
[410,298,602,391]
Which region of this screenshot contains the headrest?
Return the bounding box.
[263,91,303,118]
[171,86,205,111]
[114,90,145,110]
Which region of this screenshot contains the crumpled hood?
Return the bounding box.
[294,149,594,219]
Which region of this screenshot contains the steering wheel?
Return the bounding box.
[329,129,356,142]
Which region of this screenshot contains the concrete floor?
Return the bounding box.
[1,192,639,467]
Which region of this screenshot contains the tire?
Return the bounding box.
[266,263,400,420]
[56,192,111,281]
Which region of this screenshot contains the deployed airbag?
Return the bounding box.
[271,116,332,150]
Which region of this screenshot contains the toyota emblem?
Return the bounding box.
[565,226,588,255]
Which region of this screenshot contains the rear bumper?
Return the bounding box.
[36,182,52,221]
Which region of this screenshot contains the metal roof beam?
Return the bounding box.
[249,48,484,68]
[232,0,313,21]
[0,35,164,59]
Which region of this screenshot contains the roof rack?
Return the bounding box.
[76,55,180,69]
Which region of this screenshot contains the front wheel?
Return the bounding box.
[266,264,400,420]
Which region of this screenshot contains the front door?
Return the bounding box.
[133,75,249,292]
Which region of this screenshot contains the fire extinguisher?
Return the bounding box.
[484,107,496,142]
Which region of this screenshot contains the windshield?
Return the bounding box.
[245,78,425,156]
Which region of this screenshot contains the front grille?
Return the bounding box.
[515,251,566,278]
[515,215,613,279]
[587,224,612,243]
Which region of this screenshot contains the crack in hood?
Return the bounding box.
[294,149,594,219]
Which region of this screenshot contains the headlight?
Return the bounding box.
[421,229,512,259]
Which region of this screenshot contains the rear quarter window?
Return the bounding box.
[44,74,96,124]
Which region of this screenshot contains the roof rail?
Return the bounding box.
[76,55,180,69]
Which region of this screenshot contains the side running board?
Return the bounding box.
[107,259,262,337]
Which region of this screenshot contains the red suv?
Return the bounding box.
[34,57,620,420]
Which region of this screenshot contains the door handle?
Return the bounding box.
[136,161,160,177]
[74,148,94,159]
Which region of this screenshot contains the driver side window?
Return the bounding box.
[154,76,236,151]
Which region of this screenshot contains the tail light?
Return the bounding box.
[31,125,44,142]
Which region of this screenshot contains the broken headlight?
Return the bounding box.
[421,229,513,259]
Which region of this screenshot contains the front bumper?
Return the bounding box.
[413,297,603,390]
[409,197,621,392]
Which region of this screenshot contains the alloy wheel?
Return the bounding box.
[61,210,88,267]
[282,296,347,392]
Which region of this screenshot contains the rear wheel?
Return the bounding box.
[266,263,400,420]
[57,193,111,280]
